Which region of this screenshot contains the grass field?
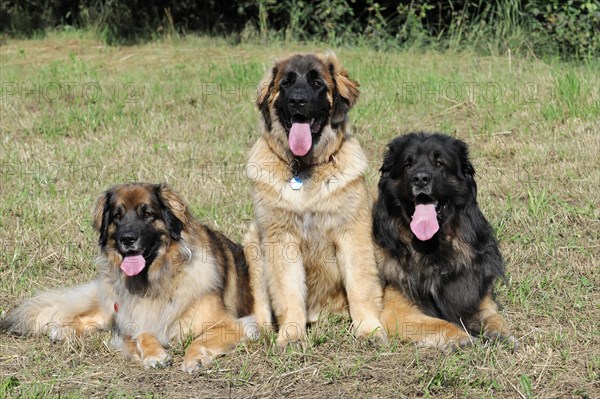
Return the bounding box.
[0,32,598,398]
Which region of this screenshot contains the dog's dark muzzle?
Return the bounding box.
[287,87,314,118]
[410,170,433,196]
[116,216,144,253]
[118,231,140,251]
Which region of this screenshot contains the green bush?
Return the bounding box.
[0,0,598,60]
[526,0,600,59]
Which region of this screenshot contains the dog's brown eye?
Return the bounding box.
[312,80,322,88]
[114,212,122,221]
[436,160,445,167]
[143,211,153,219]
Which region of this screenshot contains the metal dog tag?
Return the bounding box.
[290,176,303,190]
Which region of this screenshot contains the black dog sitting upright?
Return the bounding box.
[374,132,517,350]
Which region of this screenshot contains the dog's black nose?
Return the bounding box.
[288,91,308,107]
[412,171,432,187]
[119,232,138,247]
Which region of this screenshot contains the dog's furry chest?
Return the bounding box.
[270,166,355,215]
[106,252,222,345]
[398,236,483,323]
[249,135,369,214]
[114,294,181,345]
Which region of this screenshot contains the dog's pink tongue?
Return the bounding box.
[289,123,312,156]
[410,204,439,241]
[120,255,146,277]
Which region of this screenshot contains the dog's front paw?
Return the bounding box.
[47,323,67,343]
[43,322,78,343]
[181,344,217,374]
[484,331,519,351]
[276,326,307,351]
[441,335,478,353]
[354,320,388,345]
[239,315,262,341]
[142,350,172,369]
[180,355,214,374]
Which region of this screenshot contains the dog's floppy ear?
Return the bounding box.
[257,64,279,131]
[380,134,412,178]
[92,190,112,247]
[454,139,477,196]
[380,143,398,177]
[322,51,360,126]
[154,184,187,241]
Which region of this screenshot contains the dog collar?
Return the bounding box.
[289,154,337,174]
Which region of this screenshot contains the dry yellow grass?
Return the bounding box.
[0,32,598,398]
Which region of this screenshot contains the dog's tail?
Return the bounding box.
[0,280,112,341]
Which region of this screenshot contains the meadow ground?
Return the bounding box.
[0,33,598,398]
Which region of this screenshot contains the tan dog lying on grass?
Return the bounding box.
[1,183,258,372]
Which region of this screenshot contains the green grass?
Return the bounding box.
[1,30,599,398]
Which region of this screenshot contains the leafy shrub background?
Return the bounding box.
[1,0,598,59]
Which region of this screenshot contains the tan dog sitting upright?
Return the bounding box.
[244,52,386,348]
